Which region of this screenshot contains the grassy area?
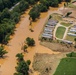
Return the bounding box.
[66,35,76,41]
[51,13,62,21]
[56,26,66,39]
[54,58,76,75]
[61,22,72,27]
[68,3,76,8]
[66,52,76,57]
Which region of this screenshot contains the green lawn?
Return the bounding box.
[61,22,72,27]
[66,35,76,41]
[54,58,76,75]
[56,26,66,39]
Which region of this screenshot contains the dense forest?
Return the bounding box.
[0,0,71,44]
[0,0,21,12]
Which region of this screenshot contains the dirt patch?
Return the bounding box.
[32,53,66,75]
[40,41,76,52]
[72,2,76,6]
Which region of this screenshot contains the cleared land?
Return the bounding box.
[56,26,66,39]
[54,58,76,75]
[33,53,66,75]
[61,22,72,27]
[51,13,62,21]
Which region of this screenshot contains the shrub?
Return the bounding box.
[26,37,35,46]
[66,52,76,57]
[0,45,8,57]
[26,60,31,65]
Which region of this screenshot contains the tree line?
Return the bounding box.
[0,0,71,44]
[0,37,35,74]
[0,0,21,12]
[14,37,35,75]
[0,0,38,44]
[14,53,31,75]
[29,0,71,21]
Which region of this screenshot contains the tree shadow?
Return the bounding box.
[0,55,8,59]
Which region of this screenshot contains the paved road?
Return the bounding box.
[9,2,20,11]
[63,27,68,39]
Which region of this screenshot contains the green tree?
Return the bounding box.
[16,53,24,61]
[64,3,66,8]
[0,19,15,44]
[26,37,35,46]
[26,60,31,65]
[1,8,11,20]
[38,4,47,12]
[3,34,10,44]
[11,12,20,23]
[3,0,12,8]
[25,0,37,5]
[49,0,59,7]
[14,72,23,75]
[40,0,49,9]
[29,11,40,21]
[0,12,2,22]
[74,38,76,41]
[29,5,40,21]
[0,0,20,12]
[29,11,38,21]
[49,15,52,19]
[65,12,72,17]
[19,0,29,12]
[0,0,4,11]
[15,61,29,75]
[22,45,28,52]
[65,0,71,2]
[58,0,62,3]
[74,38,76,48]
[0,45,8,57]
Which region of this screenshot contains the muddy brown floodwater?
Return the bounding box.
[0,2,64,75]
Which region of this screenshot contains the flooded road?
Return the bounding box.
[0,2,64,75]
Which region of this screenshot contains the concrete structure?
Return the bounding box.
[42,19,58,39]
[67,33,76,36]
[70,29,76,32]
[62,40,73,44]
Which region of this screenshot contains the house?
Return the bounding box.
[62,40,73,44]
[44,29,53,32]
[70,29,76,32]
[67,33,76,36]
[41,19,58,39]
[47,19,58,26]
[45,25,55,28]
[42,33,53,39]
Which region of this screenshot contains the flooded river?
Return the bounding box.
[0,2,64,75]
